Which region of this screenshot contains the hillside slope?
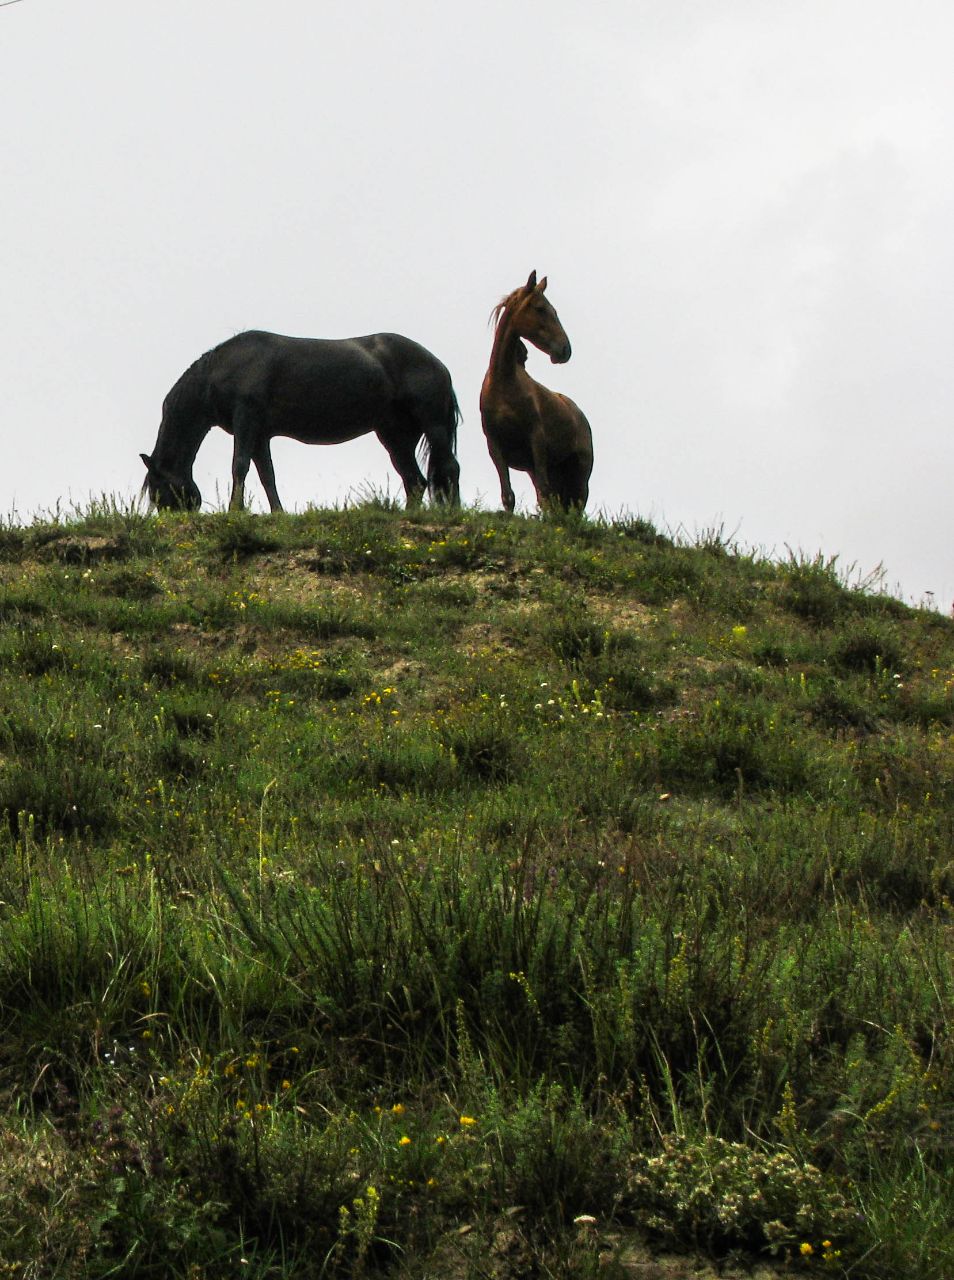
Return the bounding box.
[0,502,951,1278]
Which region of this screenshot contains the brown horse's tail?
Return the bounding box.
[420,385,461,504]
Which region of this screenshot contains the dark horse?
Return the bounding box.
[141,329,461,511]
[480,271,593,512]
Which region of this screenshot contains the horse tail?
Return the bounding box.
[420,382,461,504]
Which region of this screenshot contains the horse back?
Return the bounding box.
[356,332,456,407]
[193,331,388,441]
[207,330,452,419]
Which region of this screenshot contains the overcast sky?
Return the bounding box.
[3,1,953,607]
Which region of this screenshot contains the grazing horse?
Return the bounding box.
[141,329,461,511]
[480,271,593,513]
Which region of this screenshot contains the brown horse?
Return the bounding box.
[479,271,593,513]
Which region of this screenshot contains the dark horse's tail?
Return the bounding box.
[419,384,461,504]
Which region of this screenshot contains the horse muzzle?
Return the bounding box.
[550,340,572,364]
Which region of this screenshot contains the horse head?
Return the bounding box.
[508,270,572,365]
[140,452,202,511]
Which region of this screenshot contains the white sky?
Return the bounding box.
[2,1,953,607]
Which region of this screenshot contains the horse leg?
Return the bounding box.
[404,390,460,504]
[229,402,264,511]
[563,444,593,512]
[529,445,554,512]
[486,440,516,513]
[567,465,590,512]
[253,441,283,513]
[426,441,461,505]
[552,457,590,513]
[229,454,249,511]
[419,425,460,505]
[378,431,427,506]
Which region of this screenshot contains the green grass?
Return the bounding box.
[0,500,952,1277]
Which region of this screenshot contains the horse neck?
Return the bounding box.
[153,374,214,477]
[488,306,528,387]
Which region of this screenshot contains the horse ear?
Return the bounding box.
[537,276,548,293]
[525,270,537,291]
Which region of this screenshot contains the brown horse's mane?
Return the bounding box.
[488,287,528,330]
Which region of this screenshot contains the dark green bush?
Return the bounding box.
[833,623,905,674]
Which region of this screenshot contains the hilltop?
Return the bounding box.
[0,501,951,1278]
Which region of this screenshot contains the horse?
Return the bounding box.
[479,271,593,513]
[140,329,461,512]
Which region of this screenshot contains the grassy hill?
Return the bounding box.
[0,500,951,1278]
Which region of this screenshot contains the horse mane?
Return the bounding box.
[488,287,527,331]
[160,346,218,422]
[489,294,529,366]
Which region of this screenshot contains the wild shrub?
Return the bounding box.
[851,730,954,811]
[808,676,881,733]
[405,577,479,611]
[876,659,954,726]
[443,721,525,784]
[854,1153,954,1280]
[140,646,202,687]
[265,649,361,700]
[339,732,453,795]
[0,526,26,560]
[610,514,672,546]
[209,511,282,560]
[0,589,48,622]
[0,758,118,838]
[833,622,905,674]
[44,533,130,568]
[481,1081,628,1227]
[587,660,670,712]
[632,545,704,604]
[838,816,954,910]
[633,701,818,799]
[780,555,854,625]
[0,628,73,676]
[547,614,606,663]
[152,732,212,784]
[752,635,791,667]
[97,566,162,600]
[627,1135,857,1257]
